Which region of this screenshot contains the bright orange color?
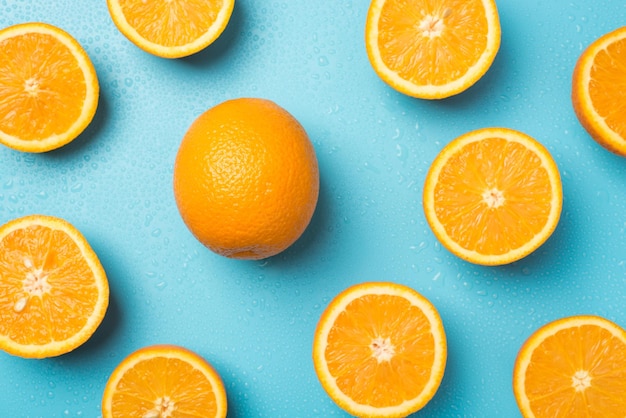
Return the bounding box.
[107,0,234,58]
[173,98,319,260]
[365,0,501,99]
[0,214,109,358]
[312,282,447,417]
[423,128,562,266]
[0,22,99,152]
[102,345,227,418]
[513,315,626,417]
[572,26,626,156]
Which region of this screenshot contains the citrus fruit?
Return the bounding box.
[423,127,562,266]
[312,282,447,417]
[513,315,626,417]
[0,214,109,358]
[572,26,626,156]
[0,22,99,153]
[173,98,319,260]
[102,344,227,418]
[107,0,235,58]
[365,0,501,99]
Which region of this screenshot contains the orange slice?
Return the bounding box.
[365,0,501,99]
[572,26,626,156]
[102,344,228,418]
[0,22,99,153]
[423,127,562,266]
[107,0,235,58]
[0,214,109,358]
[312,282,447,417]
[513,315,626,417]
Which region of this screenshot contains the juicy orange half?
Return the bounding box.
[513,315,626,417]
[312,282,447,417]
[572,26,626,156]
[0,214,109,358]
[365,0,501,99]
[423,128,562,266]
[107,0,235,58]
[102,345,228,418]
[0,22,99,153]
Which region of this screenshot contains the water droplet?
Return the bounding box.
[318,56,329,66]
[410,242,427,253]
[396,144,407,161]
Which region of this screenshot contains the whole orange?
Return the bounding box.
[173,98,319,260]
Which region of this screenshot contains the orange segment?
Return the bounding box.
[365,0,501,99]
[513,315,626,417]
[0,22,99,152]
[423,128,562,265]
[107,0,235,58]
[0,215,109,358]
[312,282,447,417]
[572,26,626,156]
[102,345,227,418]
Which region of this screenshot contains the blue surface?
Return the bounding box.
[1,1,626,417]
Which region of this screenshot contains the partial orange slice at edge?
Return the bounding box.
[107,0,235,58]
[513,315,626,417]
[102,344,228,418]
[312,282,447,417]
[572,26,626,156]
[0,22,99,153]
[0,214,109,358]
[423,127,562,266]
[365,0,501,99]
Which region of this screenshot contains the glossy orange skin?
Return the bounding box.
[173,98,319,260]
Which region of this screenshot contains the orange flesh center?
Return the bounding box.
[589,37,626,138]
[111,356,218,417]
[0,225,98,345]
[324,294,436,408]
[433,137,553,256]
[117,0,224,46]
[0,32,87,141]
[524,325,626,416]
[377,0,489,85]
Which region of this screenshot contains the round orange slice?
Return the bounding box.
[0,22,99,153]
[365,0,501,99]
[572,26,626,156]
[102,344,228,418]
[513,315,626,417]
[423,127,562,266]
[312,282,447,417]
[107,0,235,58]
[0,214,109,358]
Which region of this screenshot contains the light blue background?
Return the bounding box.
[1,1,625,417]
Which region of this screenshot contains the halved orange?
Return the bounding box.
[102,344,228,418]
[572,26,626,156]
[312,282,447,417]
[107,0,235,58]
[513,315,626,417]
[365,0,501,99]
[0,22,99,153]
[0,214,109,358]
[423,127,562,266]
